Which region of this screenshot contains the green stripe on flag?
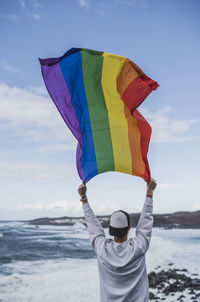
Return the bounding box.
[81,49,114,174]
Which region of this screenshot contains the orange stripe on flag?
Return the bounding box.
[124,105,146,179]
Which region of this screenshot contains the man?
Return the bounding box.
[78,178,157,302]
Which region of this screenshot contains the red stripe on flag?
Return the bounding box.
[122,74,159,113]
[132,110,152,182]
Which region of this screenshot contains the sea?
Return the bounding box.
[0,220,200,302]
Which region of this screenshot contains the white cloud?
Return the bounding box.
[0,83,76,150]
[141,106,199,143]
[28,86,49,96]
[1,200,82,219]
[0,61,24,74]
[1,0,42,21]
[0,160,74,180]
[0,14,21,23]
[191,203,200,212]
[13,200,83,218]
[33,2,43,9]
[78,0,90,10]
[1,83,198,156]
[38,144,75,152]
[19,0,43,10]
[159,183,186,190]
[159,183,200,190]
[114,0,150,9]
[19,200,80,214]
[21,203,43,210]
[124,0,137,8]
[1,197,199,220]
[77,0,105,14]
[3,195,200,220]
[15,198,140,218]
[19,0,26,9]
[27,13,41,20]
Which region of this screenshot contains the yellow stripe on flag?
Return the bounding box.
[102,52,132,174]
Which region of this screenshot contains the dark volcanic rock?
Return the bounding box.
[25,210,200,228]
[177,295,185,300]
[153,211,200,228]
[149,292,156,300]
[148,269,200,300]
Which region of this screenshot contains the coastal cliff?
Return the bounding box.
[26,210,200,229]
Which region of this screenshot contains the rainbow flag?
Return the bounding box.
[39,48,158,183]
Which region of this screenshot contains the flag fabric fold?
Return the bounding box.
[39,48,158,183]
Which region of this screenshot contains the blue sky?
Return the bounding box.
[0,0,200,220]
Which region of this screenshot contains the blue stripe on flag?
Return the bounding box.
[59,51,98,181]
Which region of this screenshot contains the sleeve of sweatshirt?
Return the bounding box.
[82,202,106,255]
[133,197,154,255]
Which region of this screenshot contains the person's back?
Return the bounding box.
[78,178,157,302]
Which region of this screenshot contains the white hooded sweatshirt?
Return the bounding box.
[82,197,153,302]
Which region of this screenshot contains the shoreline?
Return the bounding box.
[24,210,200,229]
[0,222,199,301]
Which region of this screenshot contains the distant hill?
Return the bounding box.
[26,210,200,229]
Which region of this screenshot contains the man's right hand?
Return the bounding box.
[147,178,157,197]
[78,183,87,197]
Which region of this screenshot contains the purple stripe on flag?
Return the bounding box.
[39,49,80,67]
[40,61,84,181]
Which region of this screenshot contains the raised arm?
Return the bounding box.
[133,178,157,255]
[78,184,106,254]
